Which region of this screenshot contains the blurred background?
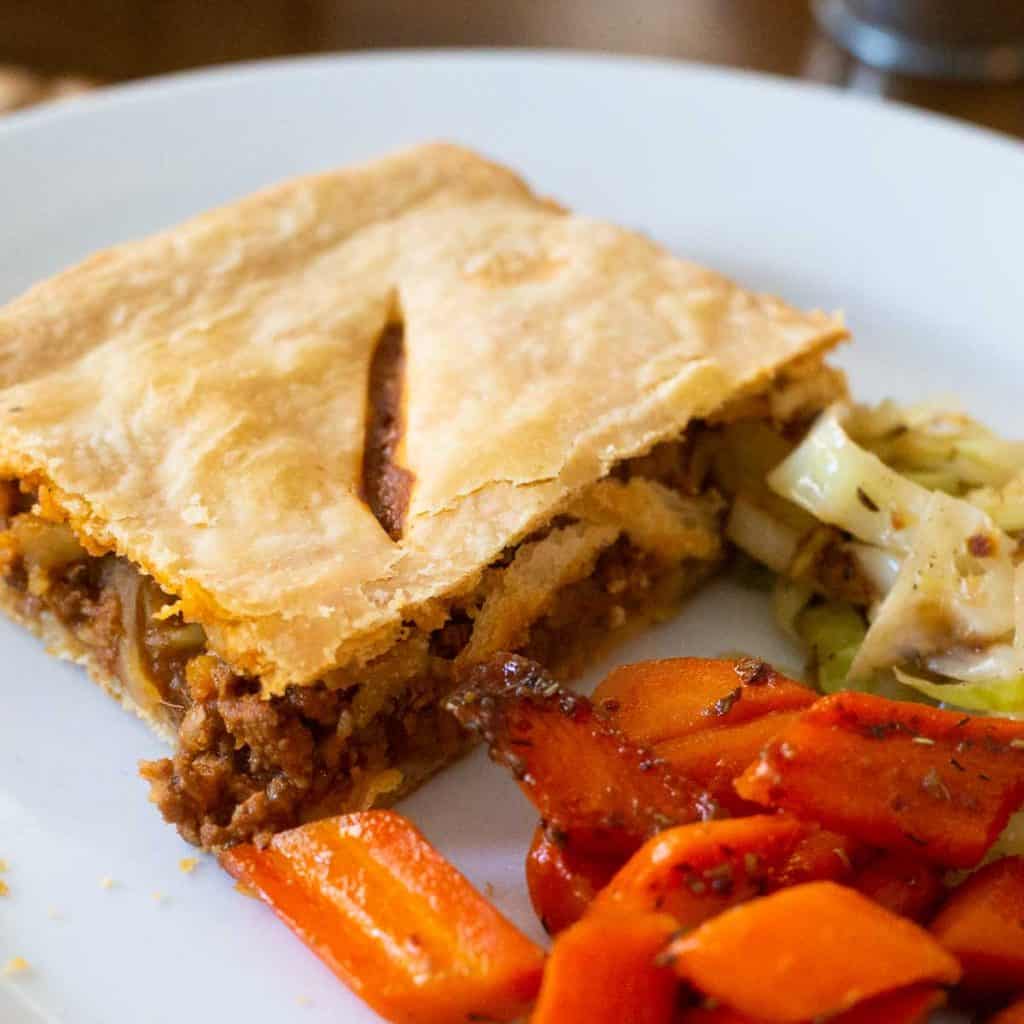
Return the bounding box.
[2,0,1023,138]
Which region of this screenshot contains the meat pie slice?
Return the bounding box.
[0,144,846,848]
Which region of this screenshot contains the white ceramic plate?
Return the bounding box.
[1,51,1021,1024]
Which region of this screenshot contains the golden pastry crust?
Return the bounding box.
[0,143,846,694]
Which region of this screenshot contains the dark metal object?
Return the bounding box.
[815,0,1024,81]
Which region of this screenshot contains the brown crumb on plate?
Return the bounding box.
[2,957,29,976]
[99,876,116,890]
[178,857,199,874]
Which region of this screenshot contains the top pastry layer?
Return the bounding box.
[0,143,846,692]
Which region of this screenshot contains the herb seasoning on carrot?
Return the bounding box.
[592,657,814,746]
[590,816,806,928]
[449,654,715,836]
[736,692,1024,867]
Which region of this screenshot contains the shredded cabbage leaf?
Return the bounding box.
[986,810,1024,863]
[797,601,868,694]
[915,567,1024,684]
[966,477,1024,533]
[847,399,1024,496]
[928,645,1024,683]
[850,491,1016,680]
[725,399,1024,712]
[767,406,932,554]
[845,542,901,598]
[712,421,813,532]
[893,667,1024,718]
[793,599,925,701]
[726,495,799,575]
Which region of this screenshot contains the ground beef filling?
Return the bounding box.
[0,489,710,848]
[140,656,469,849]
[5,553,123,674]
[143,536,702,849]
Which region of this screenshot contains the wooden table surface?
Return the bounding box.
[2,0,1023,139]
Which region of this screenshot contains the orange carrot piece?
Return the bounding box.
[675,1008,764,1024]
[676,986,943,1024]
[930,855,1024,994]
[853,851,945,922]
[773,826,864,887]
[590,816,806,928]
[665,881,961,1021]
[530,911,679,1024]
[525,824,628,934]
[828,985,945,1024]
[220,811,544,1024]
[655,711,804,815]
[992,997,1024,1024]
[450,655,713,839]
[593,657,814,746]
[735,692,1024,867]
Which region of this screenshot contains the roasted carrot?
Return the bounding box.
[992,997,1024,1024]
[675,1008,763,1024]
[735,692,1024,867]
[525,824,628,934]
[220,811,544,1024]
[853,851,945,922]
[930,855,1024,994]
[593,657,814,746]
[655,711,805,815]
[590,816,806,928]
[530,911,679,1024]
[676,986,944,1024]
[449,654,713,839]
[773,826,864,887]
[778,834,944,922]
[826,985,945,1024]
[665,881,961,1021]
